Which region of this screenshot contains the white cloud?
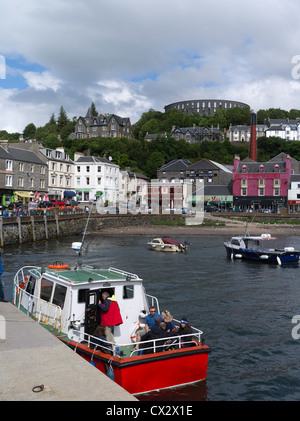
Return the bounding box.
[23,71,62,92]
[1,0,300,131]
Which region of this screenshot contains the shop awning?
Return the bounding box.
[63,191,76,197]
[15,191,32,198]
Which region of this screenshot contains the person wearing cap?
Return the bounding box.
[176,317,193,348]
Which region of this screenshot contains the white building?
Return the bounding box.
[288,175,300,213]
[39,147,74,199]
[119,169,149,209]
[74,153,119,203]
[265,123,300,141]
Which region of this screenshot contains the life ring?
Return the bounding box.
[48,261,70,270]
[130,322,145,342]
[19,275,28,290]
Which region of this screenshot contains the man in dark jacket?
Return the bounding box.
[141,318,176,353]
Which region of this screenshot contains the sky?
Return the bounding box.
[1,0,300,133]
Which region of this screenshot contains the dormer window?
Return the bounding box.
[274,165,280,173]
[242,165,247,173]
[259,165,264,173]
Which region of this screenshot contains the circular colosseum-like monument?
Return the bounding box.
[164,99,250,116]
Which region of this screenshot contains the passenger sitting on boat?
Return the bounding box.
[145,306,163,332]
[176,318,193,348]
[161,310,176,332]
[133,306,163,352]
[140,319,169,354]
[90,325,113,355]
[98,292,123,344]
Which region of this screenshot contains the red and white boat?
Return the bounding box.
[147,237,189,253]
[12,252,209,395]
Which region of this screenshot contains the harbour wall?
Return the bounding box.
[0,213,184,246]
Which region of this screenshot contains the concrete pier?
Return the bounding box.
[0,303,137,401]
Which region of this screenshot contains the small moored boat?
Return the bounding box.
[147,237,188,253]
[224,233,300,265]
[12,261,209,395]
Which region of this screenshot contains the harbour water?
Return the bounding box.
[3,232,300,401]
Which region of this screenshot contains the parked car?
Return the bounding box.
[8,201,24,210]
[38,201,53,208]
[204,205,219,212]
[28,202,38,211]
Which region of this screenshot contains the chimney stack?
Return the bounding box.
[250,113,257,161]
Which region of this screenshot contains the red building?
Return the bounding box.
[232,154,292,213]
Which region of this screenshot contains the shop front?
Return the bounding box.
[233,196,286,213]
[76,188,92,202]
[288,200,300,214]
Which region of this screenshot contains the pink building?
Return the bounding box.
[232,154,292,212]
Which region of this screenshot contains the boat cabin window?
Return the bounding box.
[123,285,134,299]
[52,284,67,309]
[78,289,88,303]
[25,275,36,295]
[231,239,240,246]
[40,279,54,302]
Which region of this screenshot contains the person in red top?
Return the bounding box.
[98,291,123,343]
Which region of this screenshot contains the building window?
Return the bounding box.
[30,178,34,188]
[274,188,280,196]
[259,188,265,196]
[18,176,24,187]
[97,177,101,185]
[242,166,247,173]
[259,165,264,173]
[274,165,279,173]
[5,175,12,186]
[259,179,265,186]
[86,177,90,185]
[86,166,90,172]
[241,188,247,196]
[18,162,24,172]
[97,166,101,172]
[6,160,12,171]
[77,166,80,172]
[40,179,45,189]
[241,179,247,186]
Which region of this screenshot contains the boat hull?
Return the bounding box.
[61,338,209,395]
[224,244,300,264]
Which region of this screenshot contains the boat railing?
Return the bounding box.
[145,293,160,313]
[73,329,203,358]
[109,267,139,279]
[13,268,62,332]
[73,320,203,358]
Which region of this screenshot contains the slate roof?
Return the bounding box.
[236,161,286,174]
[75,156,118,166]
[204,184,232,195]
[186,158,232,173]
[159,159,192,172]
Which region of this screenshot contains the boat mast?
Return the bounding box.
[74,203,93,270]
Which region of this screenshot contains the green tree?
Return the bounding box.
[57,106,69,131]
[90,102,98,116]
[23,123,36,139]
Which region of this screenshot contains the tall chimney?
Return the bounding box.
[250,113,257,161]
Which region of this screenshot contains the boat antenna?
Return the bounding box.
[74,203,94,270]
